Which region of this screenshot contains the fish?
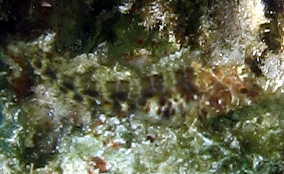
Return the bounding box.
[2,33,263,126]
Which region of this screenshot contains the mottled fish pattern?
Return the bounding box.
[3,35,263,125]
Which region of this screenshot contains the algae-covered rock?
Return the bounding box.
[1,0,284,173]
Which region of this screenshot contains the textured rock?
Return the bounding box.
[1,0,284,173]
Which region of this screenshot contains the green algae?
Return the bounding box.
[196,95,284,173]
[0,120,15,154]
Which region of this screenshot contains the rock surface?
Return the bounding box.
[1,0,284,173]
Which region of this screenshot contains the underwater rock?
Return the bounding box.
[1,0,284,173]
